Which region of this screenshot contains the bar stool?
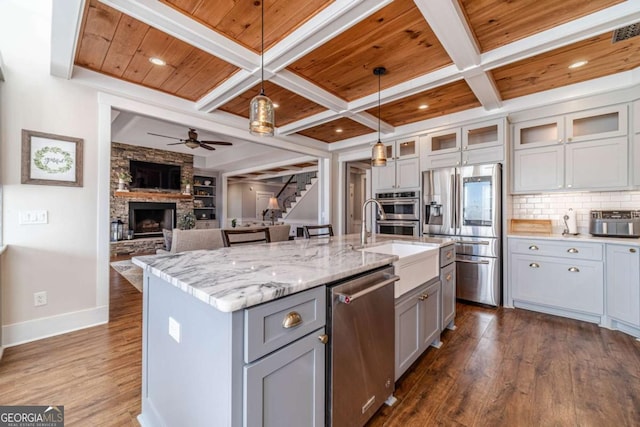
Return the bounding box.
[303,224,334,239]
[222,228,271,247]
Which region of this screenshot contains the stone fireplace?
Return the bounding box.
[128,202,176,238]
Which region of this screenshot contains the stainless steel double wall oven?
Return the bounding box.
[375,191,421,237]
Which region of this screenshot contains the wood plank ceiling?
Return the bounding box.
[73,0,635,144]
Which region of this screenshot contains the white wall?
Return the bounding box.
[0,0,105,345]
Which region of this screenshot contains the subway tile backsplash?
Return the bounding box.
[510,191,640,234]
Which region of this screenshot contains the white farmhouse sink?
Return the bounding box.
[360,242,440,298]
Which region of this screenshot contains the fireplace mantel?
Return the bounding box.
[115,191,192,200]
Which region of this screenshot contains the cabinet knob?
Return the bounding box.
[463,146,468,150]
[529,263,540,268]
[282,311,303,329]
[446,274,452,281]
[318,334,329,344]
[567,248,579,253]
[567,184,573,188]
[567,137,572,142]
[418,294,429,301]
[558,184,563,188]
[446,251,453,259]
[568,267,580,273]
[631,248,637,253]
[558,139,563,143]
[463,161,468,165]
[456,161,460,165]
[529,245,539,251]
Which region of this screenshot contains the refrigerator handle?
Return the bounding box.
[456,172,461,231]
[450,174,456,229]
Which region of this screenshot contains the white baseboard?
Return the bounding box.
[2,305,109,347]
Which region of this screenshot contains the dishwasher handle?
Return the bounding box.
[336,275,399,304]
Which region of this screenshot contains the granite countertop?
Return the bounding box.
[508,232,640,245]
[132,234,453,312]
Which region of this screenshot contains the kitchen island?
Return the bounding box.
[133,234,452,427]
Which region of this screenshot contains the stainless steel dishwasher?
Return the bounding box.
[327,266,398,427]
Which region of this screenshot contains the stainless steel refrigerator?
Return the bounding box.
[422,163,501,306]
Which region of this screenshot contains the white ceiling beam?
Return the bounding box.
[482,1,640,70]
[195,71,259,112]
[271,69,348,112]
[413,0,502,111]
[222,156,319,178]
[461,66,502,111]
[99,0,258,70]
[266,0,392,71]
[413,0,479,69]
[50,0,84,79]
[239,165,319,182]
[278,110,340,136]
[346,111,394,134]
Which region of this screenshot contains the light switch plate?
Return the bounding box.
[19,210,48,225]
[168,317,181,343]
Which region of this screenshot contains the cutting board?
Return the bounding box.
[509,219,553,234]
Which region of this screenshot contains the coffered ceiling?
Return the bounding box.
[54,0,640,149]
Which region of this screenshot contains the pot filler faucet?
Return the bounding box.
[361,198,386,245]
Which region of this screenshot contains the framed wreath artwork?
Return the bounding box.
[21,129,83,187]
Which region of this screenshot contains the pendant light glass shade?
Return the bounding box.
[371,141,387,167]
[249,92,275,136]
[249,0,275,136]
[371,66,387,167]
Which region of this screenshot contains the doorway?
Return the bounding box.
[344,161,371,234]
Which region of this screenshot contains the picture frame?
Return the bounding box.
[21,129,83,187]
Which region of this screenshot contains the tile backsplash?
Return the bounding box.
[510,191,640,234]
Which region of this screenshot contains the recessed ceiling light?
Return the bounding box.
[568,60,588,69]
[273,103,280,108]
[335,128,343,133]
[418,104,429,110]
[149,57,166,66]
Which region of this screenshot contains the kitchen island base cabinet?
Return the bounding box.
[395,278,441,381]
[138,274,326,427]
[440,262,456,330]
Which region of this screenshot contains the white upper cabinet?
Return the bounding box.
[511,104,630,193]
[372,138,420,191]
[420,119,505,170]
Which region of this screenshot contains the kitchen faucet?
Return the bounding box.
[361,198,386,245]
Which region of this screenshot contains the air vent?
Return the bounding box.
[612,22,640,43]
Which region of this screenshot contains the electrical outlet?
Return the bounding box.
[19,210,48,225]
[34,291,47,306]
[168,317,180,343]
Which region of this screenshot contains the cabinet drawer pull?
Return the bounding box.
[631,248,637,253]
[446,274,452,281]
[568,267,580,273]
[567,248,579,253]
[446,251,453,259]
[418,294,429,301]
[282,311,302,329]
[529,263,540,268]
[528,245,539,251]
[318,334,329,344]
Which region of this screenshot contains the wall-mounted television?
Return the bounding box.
[129,160,181,190]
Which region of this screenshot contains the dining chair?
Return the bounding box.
[303,224,334,239]
[222,228,271,247]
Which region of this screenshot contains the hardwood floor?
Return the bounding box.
[1,268,640,426]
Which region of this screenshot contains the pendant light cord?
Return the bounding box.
[260,0,265,96]
[377,71,381,141]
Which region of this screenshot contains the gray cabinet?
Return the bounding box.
[511,104,629,193]
[372,157,420,191]
[394,278,441,380]
[605,244,640,329]
[244,328,326,427]
[440,262,456,330]
[508,237,604,323]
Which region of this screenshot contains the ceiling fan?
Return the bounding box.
[147,128,233,151]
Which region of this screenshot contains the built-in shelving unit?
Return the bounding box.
[114,191,192,200]
[193,175,216,221]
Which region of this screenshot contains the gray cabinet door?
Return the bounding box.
[419,282,441,350]
[513,145,564,193]
[606,245,640,327]
[395,291,421,381]
[244,328,326,427]
[441,263,456,330]
[565,137,628,190]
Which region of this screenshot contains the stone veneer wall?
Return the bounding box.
[110,142,194,255]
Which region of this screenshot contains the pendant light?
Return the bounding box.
[371,67,387,167]
[249,0,275,136]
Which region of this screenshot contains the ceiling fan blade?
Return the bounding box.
[200,141,233,146]
[147,132,182,141]
[167,142,185,145]
[199,143,216,151]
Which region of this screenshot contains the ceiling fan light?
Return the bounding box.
[371,141,387,167]
[249,93,275,136]
[185,140,199,149]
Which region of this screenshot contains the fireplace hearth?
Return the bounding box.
[129,202,176,238]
